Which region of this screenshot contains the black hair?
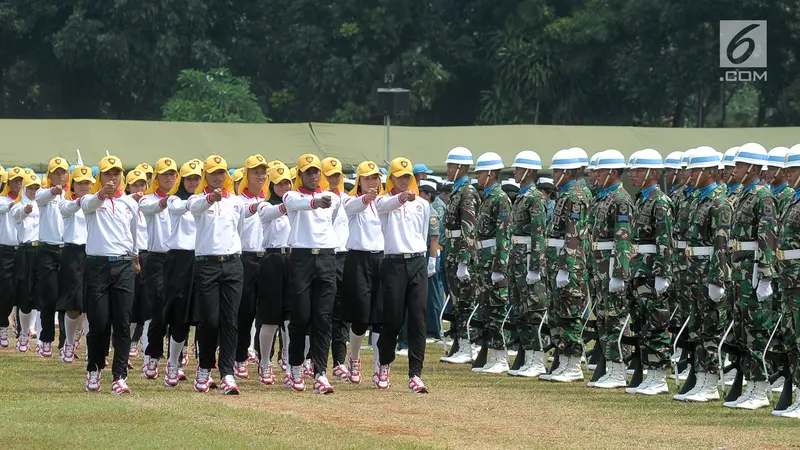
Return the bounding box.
[268,182,283,205]
[174,178,193,200]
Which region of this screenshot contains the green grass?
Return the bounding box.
[1,342,799,449]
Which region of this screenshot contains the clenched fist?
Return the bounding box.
[314,195,332,209]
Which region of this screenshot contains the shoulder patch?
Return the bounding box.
[572,203,581,213]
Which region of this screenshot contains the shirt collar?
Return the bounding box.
[597,182,621,200]
[772,183,788,196]
[670,185,681,194]
[698,182,718,201]
[483,183,498,197]
[640,184,657,200]
[742,179,760,194]
[519,183,534,196]
[242,188,265,199]
[298,186,322,195]
[727,182,742,195]
[453,176,470,192]
[559,180,576,194]
[683,186,695,196]
[154,188,168,199]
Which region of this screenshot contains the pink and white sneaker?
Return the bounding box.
[0,327,9,347]
[348,356,362,384]
[302,359,314,379]
[181,347,189,367]
[247,349,258,364]
[313,373,335,394]
[40,341,53,357]
[164,362,180,387]
[16,333,29,353]
[285,365,305,392]
[129,343,139,358]
[374,365,391,390]
[194,367,211,393]
[11,315,18,339]
[112,378,132,394]
[259,362,275,385]
[86,371,101,392]
[408,376,430,394]
[178,366,187,381]
[142,356,159,379]
[333,364,350,382]
[220,375,240,395]
[60,343,75,364]
[234,361,249,379]
[30,326,37,339]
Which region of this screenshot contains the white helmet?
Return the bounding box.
[784,144,800,169]
[569,147,589,166]
[550,148,585,170]
[474,152,504,172]
[681,149,693,168]
[445,147,473,165]
[723,147,738,167]
[511,151,542,170]
[587,152,602,171]
[628,149,664,169]
[715,151,724,170]
[734,142,769,166]
[686,146,720,169]
[664,151,683,169]
[767,146,790,168]
[596,149,627,170]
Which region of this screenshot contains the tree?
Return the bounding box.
[161,68,269,123]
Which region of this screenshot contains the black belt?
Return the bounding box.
[40,242,65,248]
[292,248,335,256]
[350,250,383,255]
[19,241,40,247]
[242,250,265,258]
[64,243,86,248]
[385,252,425,259]
[87,255,136,262]
[0,244,18,250]
[196,254,240,262]
[265,248,291,255]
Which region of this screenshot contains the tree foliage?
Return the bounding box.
[162,69,268,123]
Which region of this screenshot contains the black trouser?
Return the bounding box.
[0,245,17,327]
[144,252,167,358]
[57,243,86,349]
[343,250,383,336]
[14,244,39,314]
[377,255,428,378]
[194,256,243,378]
[330,252,349,366]
[36,243,61,343]
[236,252,262,363]
[84,257,135,380]
[287,249,336,375]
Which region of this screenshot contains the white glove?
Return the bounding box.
[556,270,569,288]
[655,276,669,295]
[491,272,505,284]
[708,284,725,301]
[526,270,540,285]
[427,257,437,277]
[608,277,625,293]
[456,263,469,281]
[756,279,773,301]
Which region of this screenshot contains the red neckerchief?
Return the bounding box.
[242,188,265,199]
[154,188,168,198]
[298,186,323,195]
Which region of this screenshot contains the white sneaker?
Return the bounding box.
[517,351,547,378]
[593,362,627,389]
[723,381,755,407]
[551,356,584,383]
[771,376,785,393]
[626,373,650,394]
[508,350,532,377]
[674,372,704,401]
[636,369,669,395]
[472,350,494,373]
[732,381,770,410]
[480,349,510,374]
[720,368,746,387]
[685,373,721,402]
[540,357,566,381]
[775,390,800,418]
[396,349,409,356]
[671,366,690,381]
[441,339,473,364]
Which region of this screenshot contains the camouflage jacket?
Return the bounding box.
[631,184,673,280]
[510,183,547,273]
[777,194,800,288]
[726,183,744,210]
[476,183,512,273]
[772,183,795,217]
[685,183,731,287]
[730,181,776,281]
[590,182,632,280]
[546,180,588,279]
[443,176,481,265]
[673,186,694,272]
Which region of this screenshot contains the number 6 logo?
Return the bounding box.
[720,20,767,68]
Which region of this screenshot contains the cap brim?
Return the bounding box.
[391,170,414,178]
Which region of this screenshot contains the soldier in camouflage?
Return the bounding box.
[471,152,512,374]
[440,147,482,365]
[506,151,549,378]
[673,146,732,403]
[586,150,633,389]
[624,149,674,395]
[722,143,777,410]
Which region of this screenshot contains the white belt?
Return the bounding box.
[445,229,462,238]
[731,240,758,251]
[634,244,657,254]
[477,238,496,249]
[511,236,531,245]
[686,246,713,257]
[547,238,565,248]
[592,241,614,251]
[676,241,687,249]
[727,240,734,249]
[778,249,800,261]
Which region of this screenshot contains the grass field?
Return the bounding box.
[1,342,799,449]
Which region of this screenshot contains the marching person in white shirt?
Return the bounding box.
[11,173,42,353]
[0,167,23,348]
[342,161,384,384]
[137,157,180,381]
[234,154,269,379]
[81,155,140,394]
[283,154,339,394]
[374,157,431,393]
[35,157,70,357]
[57,166,94,363]
[188,155,244,395]
[320,157,352,382]
[125,169,151,363]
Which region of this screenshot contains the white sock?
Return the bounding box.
[249,320,257,351]
[140,320,150,350]
[304,335,310,360]
[64,315,81,347]
[54,312,59,326]
[168,337,185,366]
[19,311,34,338]
[83,315,90,335]
[129,322,138,339]
[281,320,290,362]
[32,309,40,333]
[349,329,364,361]
[372,332,381,373]
[259,325,279,365]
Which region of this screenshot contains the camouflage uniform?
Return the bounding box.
[546,180,589,358]
[475,183,512,350]
[590,182,633,363]
[629,184,673,369]
[730,180,777,381]
[777,192,800,388]
[669,186,691,329]
[443,177,480,341]
[509,183,548,352]
[685,183,732,374]
[772,183,796,360]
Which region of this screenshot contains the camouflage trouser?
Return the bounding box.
[477,249,509,350]
[629,278,671,369]
[444,253,476,340]
[687,281,727,374]
[769,284,789,375]
[509,246,547,351]
[788,290,800,387]
[593,275,629,363]
[546,263,585,358]
[734,279,775,381]
[668,256,690,329]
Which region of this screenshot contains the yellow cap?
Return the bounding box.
[16,173,41,203]
[267,159,284,169]
[66,166,95,200]
[0,167,25,199]
[293,155,322,190]
[126,169,148,186]
[349,160,384,196]
[92,155,126,194]
[238,154,269,196]
[195,155,234,194]
[0,169,5,185]
[266,163,291,201]
[290,167,297,180]
[136,163,154,175]
[319,157,345,193]
[181,160,203,178]
[232,168,244,183]
[41,157,71,189]
[385,157,418,196]
[144,157,180,195]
